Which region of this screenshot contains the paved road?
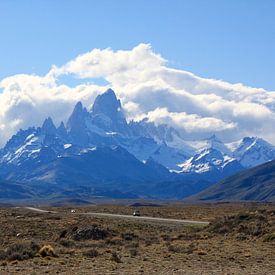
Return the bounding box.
[82,212,209,225]
[23,207,57,213]
[22,207,209,226]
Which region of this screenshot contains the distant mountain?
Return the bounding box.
[91,88,128,133]
[0,89,188,199]
[181,148,243,179]
[24,145,172,187]
[232,137,275,168]
[0,89,191,172]
[0,180,35,200]
[190,160,275,202]
[179,135,243,181]
[0,88,275,201]
[205,134,232,156]
[129,118,194,155]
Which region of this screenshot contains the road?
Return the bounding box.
[23,207,57,213]
[82,212,209,225]
[22,207,209,226]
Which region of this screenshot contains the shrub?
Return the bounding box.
[167,244,185,253]
[129,248,138,257]
[110,251,122,263]
[125,242,139,249]
[59,230,67,239]
[167,243,195,254]
[83,249,99,258]
[121,232,139,241]
[106,237,124,246]
[71,225,109,241]
[59,239,75,248]
[206,211,270,238]
[38,245,56,257]
[0,242,39,261]
[263,232,275,242]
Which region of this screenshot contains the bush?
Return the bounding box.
[38,245,56,257]
[125,242,139,249]
[0,242,39,261]
[110,251,122,263]
[263,232,275,242]
[206,211,270,238]
[59,239,75,248]
[129,248,138,257]
[71,225,109,241]
[106,237,124,246]
[59,230,67,239]
[121,232,139,241]
[83,249,99,258]
[167,243,195,254]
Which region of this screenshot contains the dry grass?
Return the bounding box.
[0,241,39,261]
[0,203,274,274]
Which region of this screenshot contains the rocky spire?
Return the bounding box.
[66,101,89,145]
[41,117,56,135]
[90,89,127,132]
[57,121,67,138]
[92,89,125,119]
[66,102,88,130]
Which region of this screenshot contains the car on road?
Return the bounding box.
[133,210,140,216]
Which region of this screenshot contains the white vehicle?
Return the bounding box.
[71,209,76,213]
[133,210,140,216]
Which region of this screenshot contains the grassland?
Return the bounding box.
[0,202,274,274]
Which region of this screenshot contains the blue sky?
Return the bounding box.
[0,1,275,146]
[1,0,275,90]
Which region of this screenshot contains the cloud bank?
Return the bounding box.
[1,43,275,146]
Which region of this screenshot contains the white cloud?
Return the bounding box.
[0,43,275,146]
[0,74,107,144]
[145,107,236,133]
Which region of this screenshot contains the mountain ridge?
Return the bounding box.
[189,160,275,202]
[0,88,274,200]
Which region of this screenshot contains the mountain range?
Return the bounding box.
[190,160,275,202]
[0,89,275,201]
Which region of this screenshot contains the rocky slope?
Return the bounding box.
[0,89,274,200]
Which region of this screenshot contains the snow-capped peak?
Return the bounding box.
[91,89,126,121]
[233,136,275,168]
[89,89,128,133]
[1,89,275,181]
[178,146,240,176]
[205,134,232,156]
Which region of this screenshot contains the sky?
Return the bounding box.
[1,0,275,89]
[0,0,275,146]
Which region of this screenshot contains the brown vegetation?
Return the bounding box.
[0,202,274,274]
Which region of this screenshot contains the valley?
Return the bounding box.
[0,202,274,274]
